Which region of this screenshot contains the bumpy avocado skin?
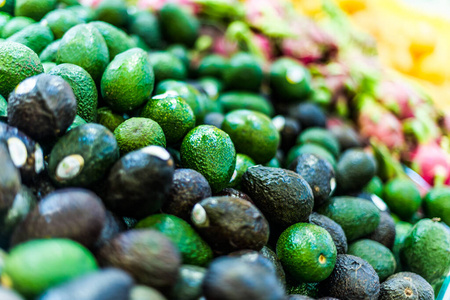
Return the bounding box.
[309,212,348,255]
[90,21,134,60]
[385,272,434,300]
[242,166,314,228]
[379,276,419,300]
[366,211,396,249]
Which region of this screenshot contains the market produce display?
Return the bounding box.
[0,0,448,299]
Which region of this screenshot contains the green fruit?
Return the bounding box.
[383,178,422,221]
[141,94,195,145]
[159,3,199,47]
[128,10,162,49]
[348,239,396,281]
[114,117,166,155]
[136,214,213,267]
[90,21,134,60]
[7,23,54,54]
[96,107,124,132]
[336,148,376,193]
[39,39,60,62]
[228,153,255,189]
[270,57,312,102]
[318,196,380,242]
[14,0,57,21]
[0,94,7,120]
[67,115,87,132]
[297,127,340,158]
[277,223,337,282]
[218,91,274,116]
[167,44,190,70]
[392,221,413,272]
[180,125,236,192]
[424,186,450,226]
[0,12,11,33]
[148,51,187,85]
[57,24,109,82]
[48,63,98,123]
[223,52,263,92]
[364,176,384,198]
[42,9,83,39]
[286,143,336,168]
[0,41,43,98]
[285,278,318,297]
[2,239,97,297]
[0,0,14,15]
[400,218,450,284]
[66,5,95,23]
[94,0,128,29]
[1,16,34,38]
[101,48,154,112]
[222,109,280,164]
[197,54,228,79]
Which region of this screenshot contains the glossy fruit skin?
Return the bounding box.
[15,0,57,21]
[335,149,377,193]
[383,178,422,221]
[7,24,54,55]
[423,187,450,226]
[148,51,187,85]
[297,128,340,158]
[159,3,199,48]
[90,21,134,60]
[223,52,263,92]
[180,125,236,193]
[277,223,337,283]
[309,212,348,255]
[228,153,255,189]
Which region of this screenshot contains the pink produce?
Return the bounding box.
[377,80,424,119]
[410,142,450,186]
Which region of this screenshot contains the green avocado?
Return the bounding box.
[90,21,134,60]
[1,17,35,38]
[159,3,199,47]
[42,9,83,39]
[128,10,162,49]
[39,39,60,62]
[218,91,274,116]
[223,52,263,92]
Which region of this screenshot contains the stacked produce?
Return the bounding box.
[0,0,448,299]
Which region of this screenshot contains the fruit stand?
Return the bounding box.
[0,0,448,299]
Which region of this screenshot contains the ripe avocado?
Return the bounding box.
[162,168,212,222]
[42,9,83,39]
[159,3,199,47]
[242,166,314,228]
[379,275,419,300]
[104,146,174,219]
[8,74,77,142]
[11,188,106,248]
[191,196,269,254]
[89,21,134,60]
[309,212,348,255]
[260,246,287,288]
[136,214,213,266]
[98,229,181,293]
[317,196,380,242]
[286,143,336,169]
[169,265,206,300]
[128,11,162,49]
[272,115,301,152]
[14,0,57,21]
[385,272,434,300]
[366,211,396,249]
[288,102,326,129]
[101,48,154,113]
[318,254,380,299]
[0,41,43,98]
[39,39,60,62]
[218,91,274,116]
[223,52,263,92]
[7,23,54,54]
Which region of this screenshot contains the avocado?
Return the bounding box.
[93,210,126,250]
[180,125,236,193]
[148,51,187,85]
[90,21,134,60]
[202,256,285,300]
[141,94,195,145]
[101,48,154,113]
[11,188,106,248]
[367,211,396,249]
[136,214,213,266]
[297,128,340,158]
[66,115,87,132]
[277,223,337,283]
[7,23,54,54]
[335,148,377,193]
[289,154,336,207]
[39,39,60,63]
[48,124,119,187]
[162,168,212,222]
[66,5,95,23]
[98,229,181,293]
[318,254,380,299]
[317,196,380,242]
[41,9,83,40]
[169,265,206,300]
[270,57,312,102]
[38,268,134,300]
[383,178,422,221]
[384,272,434,300]
[0,122,44,183]
[285,276,318,297]
[198,54,228,79]
[348,239,396,281]
[0,41,43,98]
[167,44,190,70]
[393,221,413,272]
[8,74,77,142]
[272,115,301,152]
[260,246,287,288]
[0,0,14,15]
[400,218,450,284]
[128,10,162,49]
[2,239,98,297]
[228,153,255,189]
[159,3,199,47]
[94,0,128,28]
[309,212,348,255]
[191,196,269,254]
[286,143,336,169]
[223,52,263,92]
[203,112,225,128]
[379,276,419,300]
[288,102,326,129]
[242,166,314,228]
[0,288,23,300]
[14,0,57,21]
[215,188,253,203]
[0,142,20,213]
[364,176,384,198]
[2,17,35,39]
[196,77,224,101]
[104,146,174,219]
[57,24,109,82]
[329,122,363,151]
[96,107,125,132]
[0,95,7,121]
[130,285,167,300]
[423,186,450,226]
[218,91,274,117]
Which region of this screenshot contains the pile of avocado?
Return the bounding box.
[0,0,448,299]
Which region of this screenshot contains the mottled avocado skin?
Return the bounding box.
[104,147,175,219]
[309,212,348,255]
[382,272,434,300]
[242,166,314,228]
[379,275,419,300]
[366,211,396,249]
[318,254,380,300]
[48,124,120,187]
[89,21,134,60]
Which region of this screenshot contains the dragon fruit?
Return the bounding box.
[410,142,450,186]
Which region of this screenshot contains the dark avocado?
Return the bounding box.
[289,153,336,208]
[0,142,21,214]
[202,256,285,300]
[93,210,126,250]
[169,265,206,300]
[215,188,253,203]
[0,287,24,300]
[11,188,106,248]
[0,123,45,183]
[260,246,287,288]
[379,275,419,300]
[329,123,363,151]
[38,268,134,300]
[385,272,434,300]
[309,212,348,254]
[48,124,119,188]
[104,146,175,219]
[242,166,314,228]
[318,254,380,299]
[30,171,56,200]
[288,102,326,129]
[130,285,167,300]
[366,211,396,249]
[98,229,181,294]
[191,196,269,254]
[272,115,301,153]
[7,74,77,142]
[335,149,377,193]
[161,168,211,222]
